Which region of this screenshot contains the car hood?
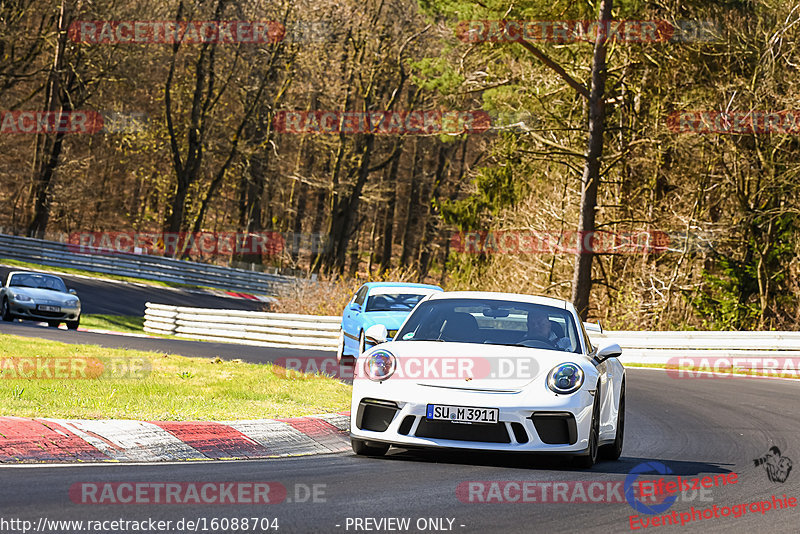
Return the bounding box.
[8,287,77,305]
[363,311,410,329]
[373,341,589,391]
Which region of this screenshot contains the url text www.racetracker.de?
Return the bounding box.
[0,517,280,533]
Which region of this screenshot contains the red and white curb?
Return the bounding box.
[0,412,350,463]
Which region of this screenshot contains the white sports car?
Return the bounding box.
[350,291,625,467]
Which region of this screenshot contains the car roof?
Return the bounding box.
[363,282,442,290]
[426,291,570,310]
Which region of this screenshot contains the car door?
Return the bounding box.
[581,320,614,439]
[343,285,369,352]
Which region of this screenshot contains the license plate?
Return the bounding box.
[37,305,60,312]
[426,404,499,423]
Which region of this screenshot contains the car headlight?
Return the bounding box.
[65,299,79,306]
[12,293,32,302]
[364,349,396,381]
[547,363,584,394]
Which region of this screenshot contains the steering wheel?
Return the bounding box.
[517,337,557,350]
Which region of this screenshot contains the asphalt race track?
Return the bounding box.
[0,265,267,316]
[1,368,799,533]
[1,275,798,532]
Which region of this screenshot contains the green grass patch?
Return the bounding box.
[0,333,351,420]
[80,314,145,334]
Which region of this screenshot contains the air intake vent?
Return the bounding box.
[530,412,577,444]
[398,416,415,435]
[415,419,510,443]
[510,422,529,444]
[356,400,398,432]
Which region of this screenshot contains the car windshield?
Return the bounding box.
[8,273,67,292]
[365,293,428,312]
[395,298,581,353]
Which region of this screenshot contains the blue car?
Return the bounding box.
[337,282,443,361]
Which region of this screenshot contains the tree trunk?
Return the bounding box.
[309,188,327,273]
[570,0,612,320]
[26,0,68,239]
[418,142,449,278]
[335,133,375,271]
[379,150,401,272]
[400,138,423,267]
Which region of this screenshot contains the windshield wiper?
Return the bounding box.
[484,341,556,349]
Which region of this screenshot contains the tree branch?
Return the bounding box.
[515,39,590,99]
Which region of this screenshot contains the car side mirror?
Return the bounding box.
[348,302,361,312]
[596,343,622,363]
[68,289,77,295]
[364,324,388,346]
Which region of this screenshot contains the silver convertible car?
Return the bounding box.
[0,271,81,329]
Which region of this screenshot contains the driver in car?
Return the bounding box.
[525,309,571,350]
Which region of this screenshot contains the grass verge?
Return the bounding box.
[80,314,145,334]
[0,333,351,420]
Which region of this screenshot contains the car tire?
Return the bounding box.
[336,330,345,363]
[351,438,389,456]
[574,383,600,469]
[48,321,61,328]
[1,298,12,322]
[599,380,625,461]
[359,330,366,355]
[66,318,80,331]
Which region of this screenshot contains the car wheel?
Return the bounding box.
[1,298,12,322]
[48,321,61,328]
[574,384,600,469]
[66,318,80,330]
[599,380,625,461]
[351,438,389,456]
[359,330,366,355]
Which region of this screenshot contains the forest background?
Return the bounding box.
[2,0,799,330]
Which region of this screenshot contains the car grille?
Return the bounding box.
[415,418,511,443]
[31,310,66,318]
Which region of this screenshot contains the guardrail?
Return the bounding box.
[144,303,800,363]
[591,331,800,363]
[144,303,341,350]
[0,233,296,295]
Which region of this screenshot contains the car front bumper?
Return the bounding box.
[9,299,80,322]
[350,383,596,453]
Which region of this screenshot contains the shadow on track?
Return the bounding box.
[371,448,734,476]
